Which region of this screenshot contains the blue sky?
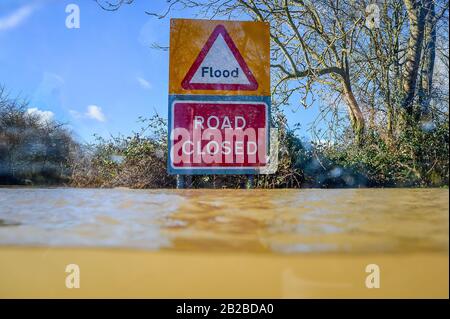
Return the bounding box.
[0,0,321,143]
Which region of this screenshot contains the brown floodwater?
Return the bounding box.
[0,188,448,298]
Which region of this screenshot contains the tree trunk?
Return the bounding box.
[418,0,436,118]
[402,0,428,117]
[342,78,365,143]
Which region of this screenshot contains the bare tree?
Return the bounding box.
[95,0,449,143]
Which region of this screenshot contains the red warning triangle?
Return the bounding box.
[181,25,258,91]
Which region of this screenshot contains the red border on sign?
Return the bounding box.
[181,24,259,91]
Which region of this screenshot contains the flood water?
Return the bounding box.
[0,188,448,298]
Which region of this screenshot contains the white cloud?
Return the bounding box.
[69,106,106,122]
[137,77,152,89]
[0,5,36,32]
[85,105,106,122]
[26,107,54,124]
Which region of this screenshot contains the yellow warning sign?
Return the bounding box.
[169,19,270,96]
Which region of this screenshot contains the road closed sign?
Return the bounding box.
[168,19,271,175]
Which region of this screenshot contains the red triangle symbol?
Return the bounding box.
[181,25,258,91]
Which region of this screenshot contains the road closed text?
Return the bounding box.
[170,101,268,168]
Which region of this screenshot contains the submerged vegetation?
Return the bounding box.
[1,0,449,188]
[0,88,78,185]
[2,86,447,188]
[67,113,449,188]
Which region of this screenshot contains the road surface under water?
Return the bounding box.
[0,188,448,298]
